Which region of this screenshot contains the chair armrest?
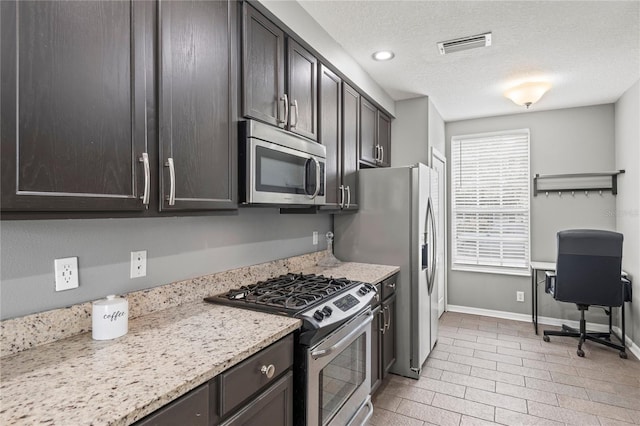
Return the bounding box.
[622,277,632,302]
[545,271,556,295]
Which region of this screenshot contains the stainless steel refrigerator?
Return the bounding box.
[334,163,438,379]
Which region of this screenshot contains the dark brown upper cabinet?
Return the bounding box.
[287,40,318,141]
[1,0,149,212]
[359,98,391,168]
[319,65,342,207]
[241,3,285,128]
[158,0,236,211]
[377,111,392,167]
[359,97,378,167]
[341,83,360,209]
[241,4,318,141]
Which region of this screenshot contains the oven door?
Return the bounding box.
[249,138,326,205]
[307,309,373,426]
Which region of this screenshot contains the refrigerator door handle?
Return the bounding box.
[427,196,437,293]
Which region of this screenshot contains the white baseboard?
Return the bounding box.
[446,304,640,360]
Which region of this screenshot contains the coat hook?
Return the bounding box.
[599,190,603,196]
[585,191,589,197]
[558,191,562,197]
[571,191,575,197]
[545,191,549,197]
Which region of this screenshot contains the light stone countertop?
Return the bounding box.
[0,260,398,425]
[0,302,301,426]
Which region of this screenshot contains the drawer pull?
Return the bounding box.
[386,282,396,290]
[260,364,276,379]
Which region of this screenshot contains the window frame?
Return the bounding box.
[450,129,531,277]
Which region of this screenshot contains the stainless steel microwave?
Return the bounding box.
[240,120,326,206]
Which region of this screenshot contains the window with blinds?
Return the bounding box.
[451,129,530,276]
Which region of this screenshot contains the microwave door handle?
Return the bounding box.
[311,157,321,199]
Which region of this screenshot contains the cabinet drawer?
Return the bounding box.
[219,334,294,417]
[135,383,208,426]
[381,274,398,301]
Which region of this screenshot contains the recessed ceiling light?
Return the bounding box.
[372,50,395,61]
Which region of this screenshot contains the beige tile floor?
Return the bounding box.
[369,311,640,426]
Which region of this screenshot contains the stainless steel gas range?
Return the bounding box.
[205,273,376,426]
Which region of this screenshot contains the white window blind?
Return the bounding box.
[451,129,530,276]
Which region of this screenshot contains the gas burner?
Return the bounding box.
[218,273,355,312]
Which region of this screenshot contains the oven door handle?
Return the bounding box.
[311,312,373,359]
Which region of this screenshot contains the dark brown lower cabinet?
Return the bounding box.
[371,274,397,395]
[135,334,294,426]
[220,371,293,426]
[135,383,209,426]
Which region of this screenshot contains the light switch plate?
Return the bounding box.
[55,257,79,291]
[516,291,525,302]
[313,231,318,245]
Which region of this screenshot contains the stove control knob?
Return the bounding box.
[365,283,376,292]
[322,306,333,317]
[313,310,325,321]
[359,285,369,295]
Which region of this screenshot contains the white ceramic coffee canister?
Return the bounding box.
[92,295,128,340]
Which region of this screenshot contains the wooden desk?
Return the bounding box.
[530,261,629,335]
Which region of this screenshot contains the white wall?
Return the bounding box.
[428,98,446,157]
[0,209,330,319]
[257,0,395,116]
[445,104,617,322]
[614,79,640,348]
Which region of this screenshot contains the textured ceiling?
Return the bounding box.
[298,0,640,121]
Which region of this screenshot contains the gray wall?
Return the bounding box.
[257,0,395,116]
[445,104,617,322]
[615,79,640,347]
[0,209,331,319]
[391,96,446,167]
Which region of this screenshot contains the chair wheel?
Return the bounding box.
[620,351,628,359]
[577,349,585,357]
[543,335,550,342]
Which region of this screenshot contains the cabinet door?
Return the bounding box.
[159,0,236,211]
[359,97,377,167]
[1,0,148,212]
[287,39,318,141]
[382,294,397,376]
[135,383,209,426]
[242,4,285,127]
[377,111,392,168]
[221,371,293,426]
[342,83,360,209]
[371,305,383,394]
[319,64,341,207]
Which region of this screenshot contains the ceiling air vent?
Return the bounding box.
[437,32,492,55]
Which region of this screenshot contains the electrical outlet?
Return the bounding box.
[130,250,147,279]
[54,257,79,291]
[312,231,318,245]
[516,291,525,302]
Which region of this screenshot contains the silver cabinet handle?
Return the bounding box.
[311,157,321,199]
[139,153,150,206]
[260,364,276,379]
[339,185,345,208]
[374,145,380,162]
[346,185,351,208]
[312,312,373,359]
[290,99,299,129]
[379,309,385,333]
[380,145,384,164]
[374,293,380,302]
[279,94,289,126]
[386,282,396,290]
[165,157,175,206]
[384,305,390,332]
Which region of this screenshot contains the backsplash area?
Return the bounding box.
[1,250,327,357]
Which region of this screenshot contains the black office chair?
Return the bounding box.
[543,229,631,359]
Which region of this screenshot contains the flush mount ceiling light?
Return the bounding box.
[504,82,552,109]
[372,50,395,61]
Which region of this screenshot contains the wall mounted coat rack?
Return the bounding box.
[533,170,625,197]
